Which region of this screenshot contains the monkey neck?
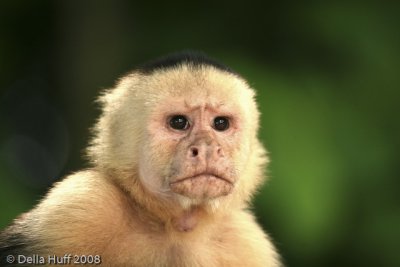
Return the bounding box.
[170,207,205,232]
[131,187,209,232]
[107,169,227,233]
[120,177,217,232]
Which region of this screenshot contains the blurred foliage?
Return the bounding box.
[0,1,399,267]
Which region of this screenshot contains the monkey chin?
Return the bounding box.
[169,174,234,201]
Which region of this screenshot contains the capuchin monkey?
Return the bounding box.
[0,52,281,266]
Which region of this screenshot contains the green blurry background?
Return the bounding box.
[0,1,399,266]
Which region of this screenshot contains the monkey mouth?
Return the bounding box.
[169,173,234,199]
[170,173,232,185]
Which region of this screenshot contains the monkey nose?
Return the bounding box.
[190,147,199,157]
[188,145,223,159]
[187,145,203,159]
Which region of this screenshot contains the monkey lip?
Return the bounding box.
[170,173,232,185]
[169,173,234,199]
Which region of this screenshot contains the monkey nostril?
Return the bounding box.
[191,147,199,157]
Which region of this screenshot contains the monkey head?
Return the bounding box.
[88,56,268,211]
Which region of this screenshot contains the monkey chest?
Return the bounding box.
[107,231,228,267]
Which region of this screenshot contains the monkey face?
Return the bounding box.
[136,66,261,205]
[143,98,239,202]
[166,106,237,199]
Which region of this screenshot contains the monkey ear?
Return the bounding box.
[96,72,142,107]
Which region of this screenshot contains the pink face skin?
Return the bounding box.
[143,96,243,203]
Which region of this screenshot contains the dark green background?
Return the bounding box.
[1,1,399,266]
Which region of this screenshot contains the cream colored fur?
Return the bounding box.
[7,64,281,266]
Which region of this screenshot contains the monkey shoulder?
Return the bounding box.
[1,170,133,257]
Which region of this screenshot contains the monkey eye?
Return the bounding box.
[213,116,230,131]
[169,115,190,130]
